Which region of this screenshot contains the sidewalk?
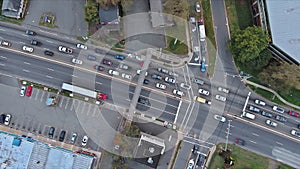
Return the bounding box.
[244,79,300,110]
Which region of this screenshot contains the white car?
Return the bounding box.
[195,2,201,13]
[58,45,73,54]
[187,159,195,169]
[156,83,166,90]
[20,86,26,97]
[265,120,277,127]
[82,135,88,146]
[4,114,11,126]
[216,95,226,102]
[214,115,226,123]
[121,73,132,80]
[137,69,148,76]
[108,70,119,76]
[0,40,11,47]
[255,99,266,106]
[173,89,184,97]
[272,105,285,113]
[22,45,34,53]
[218,87,229,93]
[180,83,191,90]
[198,89,209,96]
[291,130,300,137]
[165,77,176,84]
[71,58,83,65]
[76,43,87,50]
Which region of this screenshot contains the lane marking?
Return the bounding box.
[65,98,70,109]
[276,141,283,146]
[40,91,45,102]
[249,140,257,144]
[96,81,102,85]
[46,40,54,43]
[22,69,30,72]
[252,132,259,137]
[0,72,12,77]
[0,63,5,66]
[24,62,31,65]
[47,68,54,71]
[46,75,53,79]
[0,56,7,59]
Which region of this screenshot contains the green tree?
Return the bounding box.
[163,0,189,19]
[229,26,269,64]
[84,2,100,23]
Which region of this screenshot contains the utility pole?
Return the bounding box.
[225,120,232,151]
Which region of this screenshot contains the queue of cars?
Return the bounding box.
[47,126,88,145]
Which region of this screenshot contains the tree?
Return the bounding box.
[163,0,189,19]
[229,26,269,64]
[84,2,100,23]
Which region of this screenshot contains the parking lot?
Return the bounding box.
[0,79,121,151]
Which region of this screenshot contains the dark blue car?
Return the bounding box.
[115,55,125,60]
[200,60,206,72]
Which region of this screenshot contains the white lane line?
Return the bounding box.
[86,104,92,116]
[24,62,31,65]
[46,75,53,79]
[168,135,172,142]
[92,106,98,117]
[0,72,12,77]
[0,56,7,59]
[0,28,6,31]
[96,81,102,85]
[252,132,259,137]
[70,100,75,111]
[72,74,78,78]
[34,90,40,100]
[276,141,283,146]
[22,69,30,72]
[59,97,64,107]
[249,140,257,144]
[65,98,70,109]
[46,40,54,43]
[19,41,26,44]
[40,91,45,102]
[48,68,54,71]
[0,63,5,66]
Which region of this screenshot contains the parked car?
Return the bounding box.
[261,111,272,118]
[214,115,226,123]
[192,78,204,85]
[165,77,176,84]
[58,45,73,54]
[275,115,287,123]
[155,83,166,90]
[192,145,199,155]
[94,65,105,71]
[86,55,96,61]
[215,95,226,102]
[20,86,26,97]
[4,114,11,126]
[48,127,55,138]
[76,43,87,50]
[26,85,33,97]
[288,110,300,117]
[82,136,88,146]
[115,55,125,60]
[59,130,66,142]
[137,69,148,76]
[22,45,34,53]
[200,60,206,72]
[71,58,83,65]
[198,89,209,96]
[273,105,285,113]
[0,40,12,47]
[108,70,119,76]
[265,120,278,127]
[235,138,245,146]
[0,114,6,124]
[157,67,169,74]
[291,130,300,137]
[102,59,113,66]
[121,73,132,80]
[218,87,229,93]
[173,89,184,97]
[44,50,54,56]
[30,40,41,46]
[151,74,162,80]
[143,79,149,84]
[195,2,201,13]
[255,99,266,106]
[249,105,260,113]
[180,83,191,90]
[71,133,77,144]
[138,97,149,105]
[25,30,36,36]
[187,159,195,169]
[119,63,129,70]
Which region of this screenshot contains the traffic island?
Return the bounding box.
[39,13,58,28]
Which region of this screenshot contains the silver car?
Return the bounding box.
[215,95,226,102]
[199,89,209,96]
[71,58,83,65]
[156,83,166,90]
[71,133,77,144]
[265,120,278,127]
[22,45,34,53]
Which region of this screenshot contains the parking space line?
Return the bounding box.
[75,101,83,113]
[86,104,92,116]
[59,97,64,108]
[65,98,70,109]
[70,100,76,111]
[40,91,45,102]
[34,90,40,100]
[92,106,98,117]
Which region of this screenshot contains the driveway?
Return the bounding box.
[23,0,87,37]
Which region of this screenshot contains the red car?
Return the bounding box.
[288,111,300,117]
[98,93,107,101]
[26,86,33,97]
[102,59,112,66]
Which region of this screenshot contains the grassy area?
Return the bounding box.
[209,143,295,169]
[164,36,188,55]
[224,0,252,31]
[201,0,216,47]
[248,84,285,105]
[39,14,58,28]
[170,140,182,169]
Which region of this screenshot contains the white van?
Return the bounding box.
[244,112,255,120]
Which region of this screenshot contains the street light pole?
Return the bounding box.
[225,120,232,151]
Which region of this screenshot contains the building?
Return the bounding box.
[99,4,120,31]
[149,0,165,29]
[1,0,25,19]
[134,133,165,168]
[0,132,95,169]
[252,0,300,65]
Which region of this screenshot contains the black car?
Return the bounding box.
[138,97,149,105]
[44,50,54,56]
[59,130,66,142]
[143,79,149,84]
[30,40,41,46]
[196,154,206,168]
[25,30,36,36]
[275,115,287,123]
[261,111,272,118]
[48,127,55,138]
[151,74,162,80]
[192,145,199,154]
[0,114,5,124]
